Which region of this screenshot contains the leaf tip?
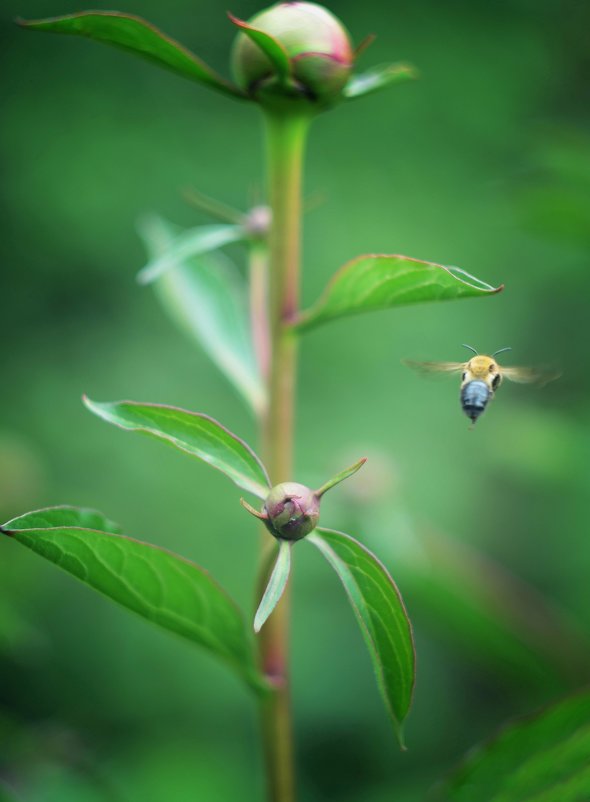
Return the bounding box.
[227,10,243,27]
[401,62,419,80]
[253,598,274,633]
[397,725,408,751]
[82,394,101,415]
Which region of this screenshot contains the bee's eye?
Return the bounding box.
[462,372,467,381]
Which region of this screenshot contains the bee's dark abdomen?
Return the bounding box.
[461,380,490,423]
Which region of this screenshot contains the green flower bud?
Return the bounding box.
[264,482,320,541]
[231,2,353,104]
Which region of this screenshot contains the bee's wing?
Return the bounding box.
[404,360,465,377]
[501,366,560,386]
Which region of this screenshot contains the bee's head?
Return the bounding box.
[462,356,503,393]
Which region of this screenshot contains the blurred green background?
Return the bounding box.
[1,0,589,799]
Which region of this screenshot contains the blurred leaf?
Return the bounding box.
[254,540,291,633]
[387,525,590,689]
[139,215,265,416]
[432,690,590,801]
[293,255,503,333]
[2,507,266,694]
[228,13,292,85]
[344,63,417,99]
[18,12,244,98]
[308,528,415,747]
[137,223,244,285]
[0,784,19,802]
[83,398,270,499]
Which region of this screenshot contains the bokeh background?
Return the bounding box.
[1,0,589,799]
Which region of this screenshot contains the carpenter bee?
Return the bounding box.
[405,345,558,424]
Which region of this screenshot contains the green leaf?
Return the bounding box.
[307,528,415,747]
[2,507,266,694]
[293,255,503,333]
[2,506,122,534]
[228,13,292,86]
[254,540,291,633]
[432,690,590,801]
[386,526,587,689]
[83,398,270,499]
[137,223,245,285]
[344,62,418,99]
[138,215,265,416]
[18,11,244,98]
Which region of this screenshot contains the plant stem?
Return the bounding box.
[249,242,271,383]
[258,108,311,802]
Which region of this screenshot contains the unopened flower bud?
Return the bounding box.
[231,2,354,103]
[264,482,320,540]
[240,458,366,541]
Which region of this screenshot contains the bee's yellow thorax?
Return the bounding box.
[467,356,496,380]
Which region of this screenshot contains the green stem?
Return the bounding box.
[249,242,271,383]
[258,108,311,802]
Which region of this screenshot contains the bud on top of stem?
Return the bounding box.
[241,458,366,541]
[231,2,353,105]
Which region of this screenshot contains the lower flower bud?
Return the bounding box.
[264,482,320,541]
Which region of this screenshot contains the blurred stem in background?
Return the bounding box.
[257,109,311,802]
[249,240,271,383]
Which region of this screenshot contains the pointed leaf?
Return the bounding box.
[137,223,245,285]
[138,215,265,415]
[432,690,590,801]
[344,62,417,99]
[228,13,292,85]
[254,540,291,633]
[308,528,415,747]
[2,507,266,694]
[18,12,244,98]
[315,457,367,498]
[294,255,503,333]
[83,398,270,499]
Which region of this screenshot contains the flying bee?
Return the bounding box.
[405,345,558,424]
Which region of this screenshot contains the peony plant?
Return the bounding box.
[3,5,518,801]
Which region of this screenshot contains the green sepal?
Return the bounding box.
[254,540,292,633]
[344,62,417,99]
[228,12,293,87]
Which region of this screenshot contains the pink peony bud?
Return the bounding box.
[231,2,354,103]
